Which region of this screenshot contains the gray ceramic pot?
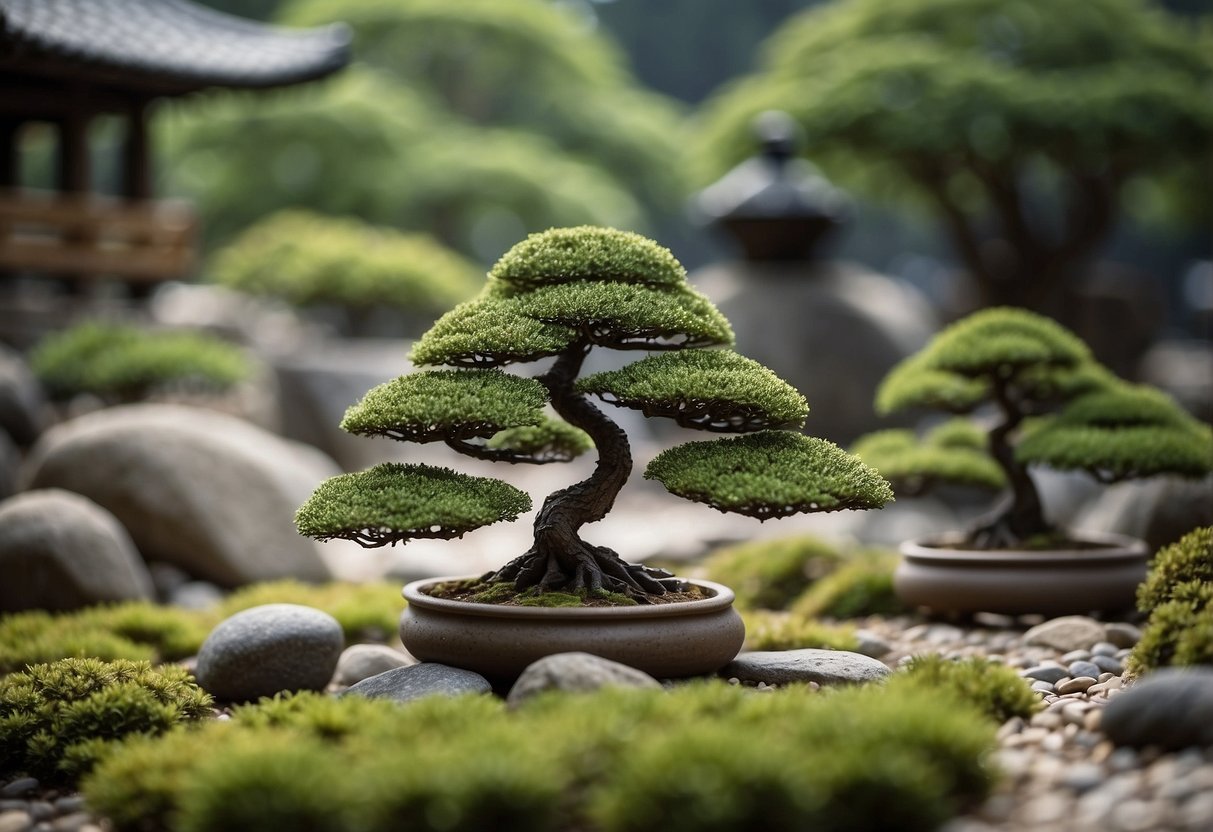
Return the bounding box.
[400,577,745,681]
[895,532,1149,616]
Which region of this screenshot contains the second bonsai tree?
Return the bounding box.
[296,226,893,603]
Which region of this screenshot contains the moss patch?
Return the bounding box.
[700,535,844,611]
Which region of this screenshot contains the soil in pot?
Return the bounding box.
[427,577,707,608]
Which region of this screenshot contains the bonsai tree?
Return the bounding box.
[693,0,1213,311]
[296,226,893,601]
[853,307,1213,548]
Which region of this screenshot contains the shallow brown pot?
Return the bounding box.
[400,577,745,681]
[895,532,1149,616]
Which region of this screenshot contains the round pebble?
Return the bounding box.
[1056,676,1097,695]
[195,604,344,701]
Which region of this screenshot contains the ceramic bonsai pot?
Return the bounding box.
[895,532,1149,616]
[401,577,745,681]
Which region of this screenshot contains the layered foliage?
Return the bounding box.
[853,420,1006,495]
[85,683,997,832]
[578,350,808,432]
[303,226,892,579]
[211,211,479,313]
[856,308,1211,544]
[692,0,1212,306]
[0,659,212,782]
[294,463,532,546]
[646,432,894,519]
[31,323,250,403]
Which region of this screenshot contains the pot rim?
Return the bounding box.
[402,576,736,620]
[900,530,1148,566]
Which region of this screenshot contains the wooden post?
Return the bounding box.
[57,109,91,194]
[122,99,151,200]
[0,119,19,188]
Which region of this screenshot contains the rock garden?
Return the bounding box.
[2,225,1212,832]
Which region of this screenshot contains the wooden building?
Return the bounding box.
[0,0,349,295]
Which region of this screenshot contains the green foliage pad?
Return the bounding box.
[578,349,807,431]
[489,225,688,289]
[409,296,577,367]
[295,463,532,547]
[646,431,893,519]
[340,369,549,442]
[853,420,1006,494]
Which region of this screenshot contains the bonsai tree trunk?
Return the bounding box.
[969,376,1053,548]
[490,343,676,599]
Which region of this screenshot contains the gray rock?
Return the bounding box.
[0,489,154,612]
[195,604,343,701]
[1061,649,1092,663]
[724,649,891,686]
[1076,476,1213,553]
[1057,676,1097,695]
[0,780,36,798]
[333,644,415,687]
[169,581,224,611]
[1022,665,1069,685]
[1024,616,1107,652]
[0,810,32,832]
[1091,641,1120,657]
[0,344,46,446]
[1103,668,1213,750]
[506,652,661,706]
[0,431,18,500]
[1068,660,1103,680]
[1092,655,1124,676]
[1030,681,1056,694]
[1104,623,1143,649]
[23,404,335,587]
[853,629,893,659]
[341,663,490,703]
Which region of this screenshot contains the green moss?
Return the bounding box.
[295,463,532,546]
[1017,387,1213,482]
[791,551,907,618]
[742,611,859,652]
[891,655,1040,723]
[701,535,845,610]
[409,295,577,367]
[0,658,212,782]
[852,420,1006,494]
[85,681,996,832]
[577,349,807,431]
[0,603,209,675]
[1128,581,1213,675]
[508,280,734,350]
[486,417,594,461]
[210,210,479,313]
[488,226,687,289]
[340,369,548,442]
[30,322,250,403]
[646,431,894,519]
[1138,527,1213,613]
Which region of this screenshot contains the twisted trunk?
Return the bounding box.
[489,343,678,600]
[969,376,1053,548]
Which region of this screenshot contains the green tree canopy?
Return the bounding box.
[692,0,1213,309]
[298,226,891,600]
[855,307,1213,547]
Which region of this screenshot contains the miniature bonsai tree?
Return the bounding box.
[296,226,893,601]
[854,307,1213,549]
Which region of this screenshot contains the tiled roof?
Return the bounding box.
[0,0,350,93]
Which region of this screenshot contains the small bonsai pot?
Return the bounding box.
[401,577,745,681]
[895,532,1149,616]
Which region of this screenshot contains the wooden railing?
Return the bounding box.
[0,188,197,283]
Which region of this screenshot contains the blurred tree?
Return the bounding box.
[158,69,641,259]
[692,0,1213,312]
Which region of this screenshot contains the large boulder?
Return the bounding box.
[0,489,154,611]
[23,404,335,586]
[0,344,46,446]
